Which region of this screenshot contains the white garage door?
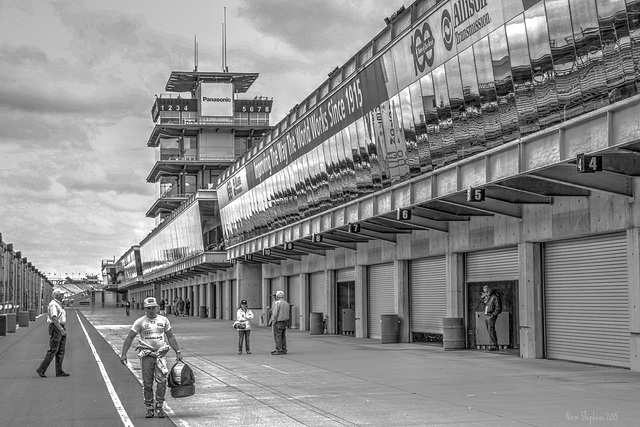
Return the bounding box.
[288,275,301,329]
[310,271,326,315]
[368,263,396,339]
[410,256,446,334]
[544,233,629,368]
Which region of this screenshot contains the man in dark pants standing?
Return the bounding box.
[36,289,69,377]
[270,290,290,355]
[483,285,502,351]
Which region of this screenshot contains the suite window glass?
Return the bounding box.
[489,26,520,143]
[597,0,637,101]
[474,37,503,147]
[444,57,468,161]
[458,46,487,155]
[525,2,561,129]
[347,122,365,197]
[355,117,375,193]
[363,110,384,190]
[569,0,608,112]
[546,0,584,120]
[409,80,432,173]
[140,202,204,275]
[398,87,421,177]
[506,14,540,136]
[432,65,456,168]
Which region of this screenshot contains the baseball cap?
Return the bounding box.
[276,290,284,298]
[240,299,248,305]
[144,297,159,308]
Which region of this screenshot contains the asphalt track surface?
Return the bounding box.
[2,306,640,426]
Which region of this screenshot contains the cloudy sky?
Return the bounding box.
[0,0,393,279]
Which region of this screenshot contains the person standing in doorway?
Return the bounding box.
[159,298,166,315]
[185,298,191,317]
[36,289,69,378]
[178,297,185,316]
[124,299,131,316]
[235,299,254,354]
[120,297,183,419]
[483,285,502,351]
[270,291,290,355]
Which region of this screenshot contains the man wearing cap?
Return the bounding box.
[120,296,183,419]
[36,289,69,378]
[270,290,290,355]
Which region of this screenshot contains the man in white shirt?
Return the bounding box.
[120,297,182,419]
[36,289,69,378]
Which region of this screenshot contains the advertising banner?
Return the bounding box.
[200,83,233,117]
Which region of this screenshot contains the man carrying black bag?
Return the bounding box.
[120,297,183,419]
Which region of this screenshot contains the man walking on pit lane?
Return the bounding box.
[36,289,70,378]
[270,290,290,355]
[120,297,183,419]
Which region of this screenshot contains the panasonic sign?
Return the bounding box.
[200,83,233,117]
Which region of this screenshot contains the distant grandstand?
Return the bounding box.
[51,275,103,297]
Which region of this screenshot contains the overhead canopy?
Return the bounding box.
[165,71,259,93]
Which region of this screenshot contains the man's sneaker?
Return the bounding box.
[145,408,154,418]
[157,408,166,418]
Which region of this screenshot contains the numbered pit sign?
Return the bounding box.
[467,187,485,202]
[576,153,602,173]
[283,242,294,251]
[262,248,272,256]
[348,223,361,233]
[244,254,253,261]
[229,258,237,265]
[396,208,412,221]
[312,233,323,243]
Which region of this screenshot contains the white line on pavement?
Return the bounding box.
[76,312,134,427]
[262,364,289,374]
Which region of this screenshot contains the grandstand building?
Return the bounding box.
[114,0,640,370]
[0,232,53,319]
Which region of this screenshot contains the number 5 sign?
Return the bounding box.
[467,187,485,202]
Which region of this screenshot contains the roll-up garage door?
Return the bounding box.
[336,267,355,283]
[310,271,326,315]
[466,246,519,282]
[544,233,629,368]
[368,263,396,339]
[288,275,301,329]
[410,256,447,334]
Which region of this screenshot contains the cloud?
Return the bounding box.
[236,0,388,54]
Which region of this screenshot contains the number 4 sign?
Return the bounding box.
[576,153,602,173]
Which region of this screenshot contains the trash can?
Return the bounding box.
[442,317,466,350]
[380,314,399,344]
[28,309,37,321]
[18,311,30,327]
[199,306,207,318]
[6,313,16,333]
[309,312,323,335]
